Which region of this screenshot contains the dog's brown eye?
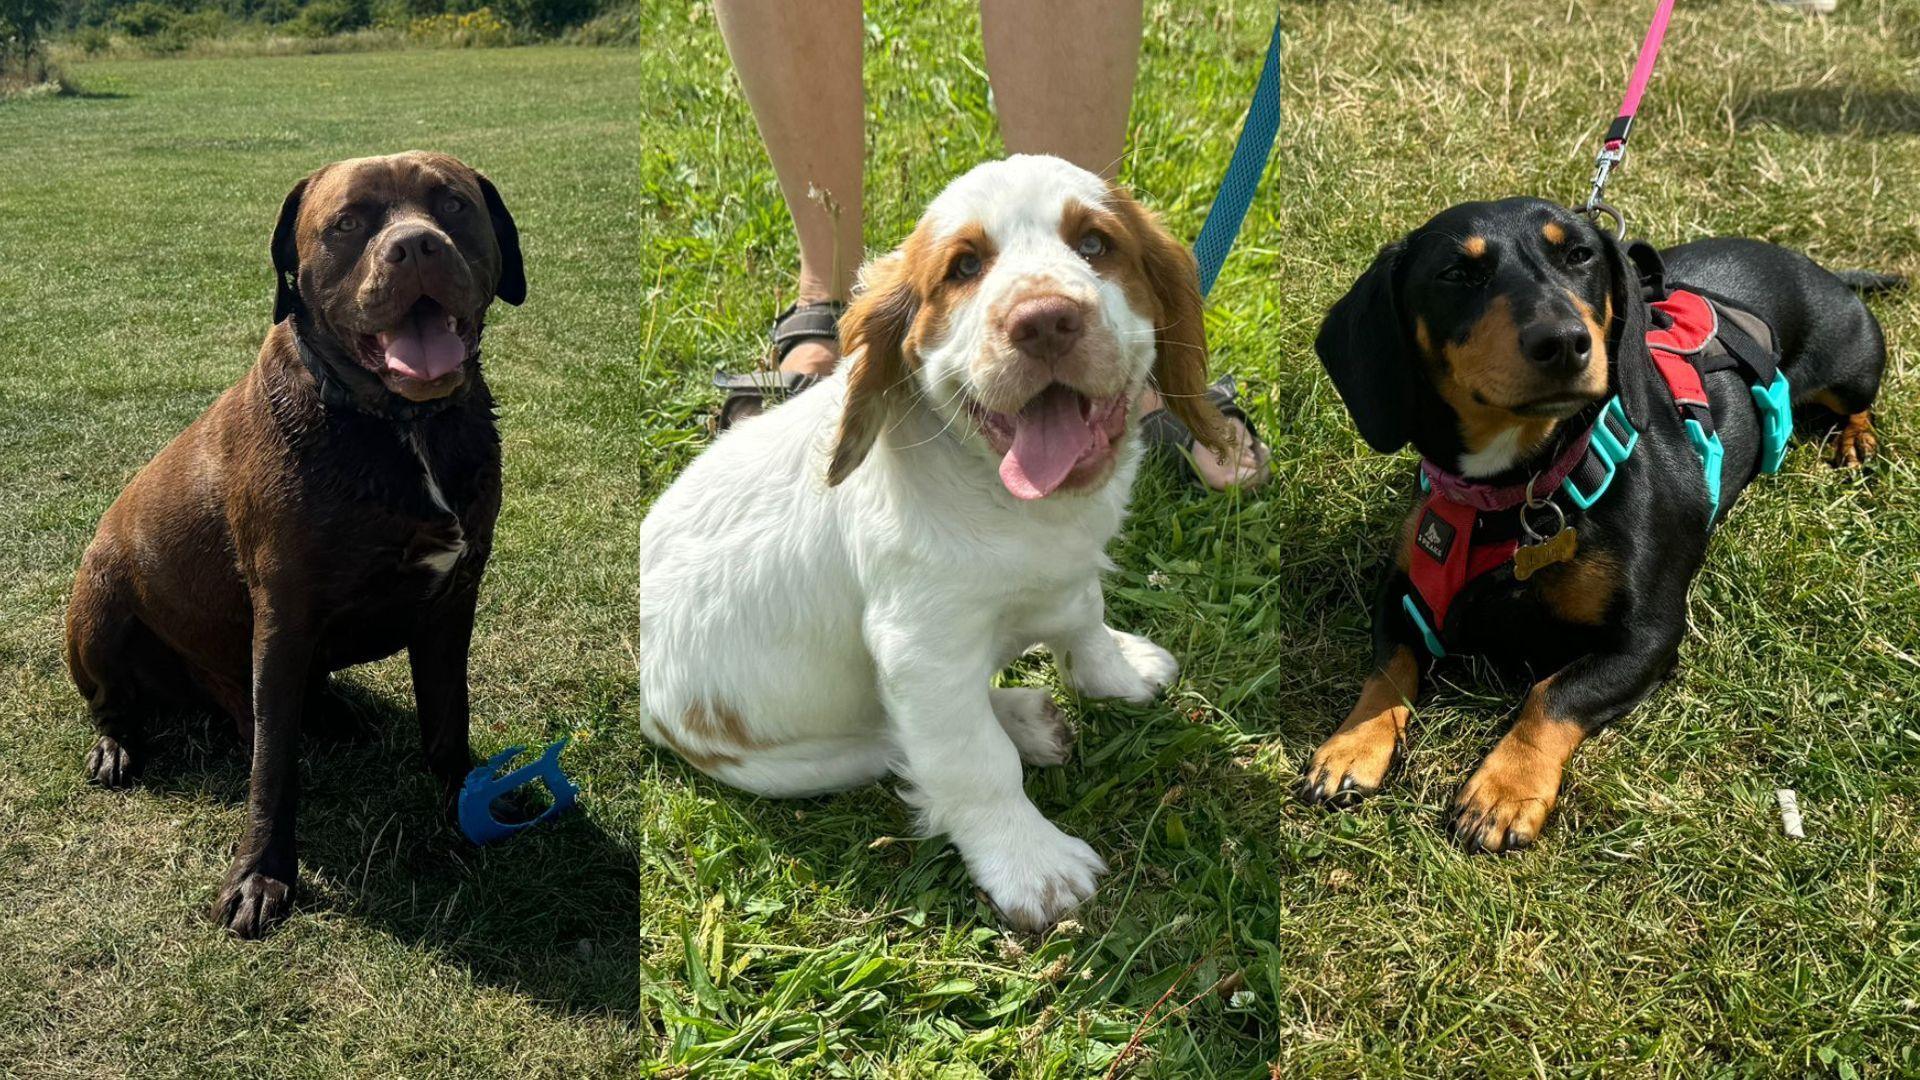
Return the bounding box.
[332,214,359,233]
[441,196,466,216]
[1076,232,1108,259]
[1439,264,1475,284]
[1566,245,1594,266]
[950,252,982,281]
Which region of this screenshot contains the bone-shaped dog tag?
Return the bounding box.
[1513,527,1578,581]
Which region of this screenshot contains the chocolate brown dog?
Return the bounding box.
[65,151,524,938]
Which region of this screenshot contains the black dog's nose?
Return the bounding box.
[1520,321,1592,371]
[383,228,445,265]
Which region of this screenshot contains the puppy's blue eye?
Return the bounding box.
[1566,245,1594,266]
[441,196,466,216]
[1077,232,1107,258]
[950,252,982,280]
[332,214,359,233]
[1439,264,1475,284]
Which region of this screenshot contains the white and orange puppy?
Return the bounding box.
[639,155,1224,929]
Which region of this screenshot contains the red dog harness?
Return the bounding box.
[1402,286,1785,658]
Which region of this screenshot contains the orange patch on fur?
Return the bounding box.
[1832,411,1877,468]
[1810,391,1876,468]
[1462,236,1488,258]
[1102,181,1225,453]
[1301,647,1420,803]
[1570,291,1612,394]
[1541,222,1566,245]
[653,719,743,772]
[1395,502,1423,571]
[1534,550,1619,625]
[1430,297,1558,459]
[1451,679,1586,852]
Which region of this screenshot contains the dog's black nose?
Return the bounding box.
[1520,321,1592,371]
[383,228,445,265]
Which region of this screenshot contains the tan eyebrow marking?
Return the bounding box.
[1462,236,1488,258]
[1542,222,1566,244]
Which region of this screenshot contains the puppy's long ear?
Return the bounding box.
[827,254,917,486]
[1115,188,1226,454]
[476,173,526,306]
[271,177,308,324]
[1314,240,1415,453]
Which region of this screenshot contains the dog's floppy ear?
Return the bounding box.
[1314,239,1416,453]
[271,176,308,324]
[828,253,917,486]
[1123,192,1227,455]
[476,172,526,306]
[1601,231,1656,412]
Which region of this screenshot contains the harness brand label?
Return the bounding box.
[1415,510,1456,564]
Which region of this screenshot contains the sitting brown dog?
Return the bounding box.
[65,151,525,938]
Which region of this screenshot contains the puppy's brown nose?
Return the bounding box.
[383,227,445,265]
[1007,296,1084,361]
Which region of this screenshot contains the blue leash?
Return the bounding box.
[1192,8,1284,298]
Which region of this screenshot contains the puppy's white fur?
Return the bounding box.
[639,156,1211,930]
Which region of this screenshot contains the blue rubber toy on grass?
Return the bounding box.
[458,737,580,846]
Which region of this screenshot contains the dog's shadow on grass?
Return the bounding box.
[1736,86,1920,136]
[138,680,639,1019]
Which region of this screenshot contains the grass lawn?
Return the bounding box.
[6,0,1920,1074]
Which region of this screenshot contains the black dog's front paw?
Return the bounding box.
[213,867,296,939]
[85,735,141,789]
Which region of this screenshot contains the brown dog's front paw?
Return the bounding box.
[1295,726,1403,810]
[1448,752,1562,854]
[213,868,295,939]
[85,736,140,789]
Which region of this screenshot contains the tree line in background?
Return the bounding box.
[4,0,618,73]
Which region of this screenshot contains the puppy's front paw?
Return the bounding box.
[1296,723,1402,809]
[213,866,296,939]
[1070,629,1179,704]
[1448,750,1563,854]
[990,688,1074,767]
[85,735,140,789]
[967,822,1107,932]
[1113,631,1179,695]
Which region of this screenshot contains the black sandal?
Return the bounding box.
[712,300,845,431]
[1139,374,1268,489]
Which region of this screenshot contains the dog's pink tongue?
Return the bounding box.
[378,316,464,381]
[999,385,1095,500]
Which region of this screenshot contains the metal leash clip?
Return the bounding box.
[1584,143,1626,217]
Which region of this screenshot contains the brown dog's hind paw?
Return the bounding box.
[1296,727,1403,810]
[213,869,295,939]
[85,735,141,789]
[1831,411,1877,469]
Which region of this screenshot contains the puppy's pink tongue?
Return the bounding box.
[999,385,1095,500]
[378,317,465,381]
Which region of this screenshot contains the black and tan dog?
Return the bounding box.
[1299,196,1894,852]
[65,151,524,936]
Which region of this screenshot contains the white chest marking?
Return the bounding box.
[1458,426,1528,478]
[406,430,467,574]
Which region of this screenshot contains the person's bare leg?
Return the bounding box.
[715,0,863,377]
[983,0,1267,489]
[983,0,1140,178]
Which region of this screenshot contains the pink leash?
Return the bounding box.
[1585,0,1677,215]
